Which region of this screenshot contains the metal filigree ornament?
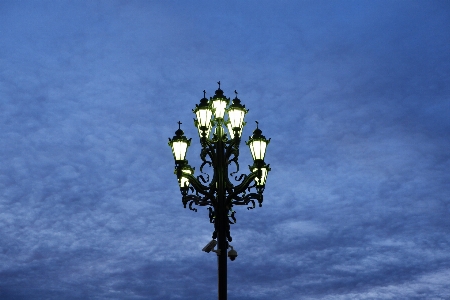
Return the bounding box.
[168,82,271,243]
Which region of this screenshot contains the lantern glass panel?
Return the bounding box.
[211,99,227,119]
[249,140,267,161]
[195,107,212,129]
[228,108,245,130]
[171,140,188,161]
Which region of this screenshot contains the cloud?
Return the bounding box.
[0,1,449,299]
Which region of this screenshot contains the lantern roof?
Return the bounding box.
[211,81,227,100]
[228,91,247,111]
[249,121,268,141]
[195,90,210,110]
[171,121,188,141]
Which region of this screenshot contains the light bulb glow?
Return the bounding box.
[179,168,193,188]
[196,123,212,139]
[227,122,240,138]
[228,109,245,129]
[252,167,269,186]
[195,108,212,128]
[211,99,227,119]
[249,140,267,161]
[172,141,188,161]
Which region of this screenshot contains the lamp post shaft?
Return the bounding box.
[216,127,228,300]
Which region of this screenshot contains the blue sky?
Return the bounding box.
[0,1,449,299]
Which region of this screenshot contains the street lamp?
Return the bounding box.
[168,82,271,300]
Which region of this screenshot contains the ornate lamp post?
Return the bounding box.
[168,82,271,300]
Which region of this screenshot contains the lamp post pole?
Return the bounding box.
[216,126,228,299]
[169,82,271,300]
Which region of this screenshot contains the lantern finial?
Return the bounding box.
[175,121,184,136]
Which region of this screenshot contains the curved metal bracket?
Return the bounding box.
[173,120,268,242]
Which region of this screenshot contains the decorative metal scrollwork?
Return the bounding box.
[176,131,264,242]
[170,84,270,244]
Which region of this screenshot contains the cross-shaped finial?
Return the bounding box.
[203,90,206,98]
[177,121,182,129]
[217,81,221,89]
[255,120,259,129]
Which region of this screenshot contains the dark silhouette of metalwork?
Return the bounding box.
[169,82,271,300]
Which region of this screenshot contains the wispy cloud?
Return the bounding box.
[0,1,449,299]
